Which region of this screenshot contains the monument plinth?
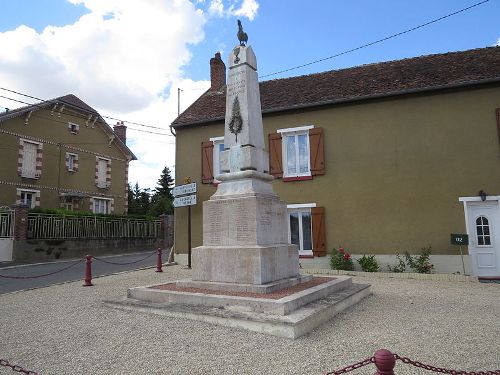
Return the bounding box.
[108,22,370,339]
[192,44,300,286]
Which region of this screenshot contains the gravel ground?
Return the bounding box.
[0,266,499,375]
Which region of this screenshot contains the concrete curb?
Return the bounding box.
[302,268,479,282]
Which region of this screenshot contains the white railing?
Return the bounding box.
[0,209,14,238]
[27,213,161,239]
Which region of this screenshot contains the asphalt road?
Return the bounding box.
[0,251,161,294]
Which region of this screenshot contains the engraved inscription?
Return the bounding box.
[235,201,250,242]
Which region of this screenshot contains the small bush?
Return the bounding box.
[388,254,406,273]
[330,246,354,271]
[357,255,379,272]
[405,245,434,274]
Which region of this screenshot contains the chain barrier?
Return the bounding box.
[93,251,156,265]
[0,358,40,375]
[394,354,500,375]
[325,357,375,375]
[0,259,83,279]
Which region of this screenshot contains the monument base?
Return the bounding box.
[192,244,300,285]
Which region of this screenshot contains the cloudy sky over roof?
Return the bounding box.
[0,0,498,188]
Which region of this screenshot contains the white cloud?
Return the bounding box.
[208,0,259,20]
[497,37,500,46]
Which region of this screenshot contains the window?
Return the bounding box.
[211,136,226,179]
[95,157,110,188]
[68,122,79,134]
[19,140,42,179]
[66,153,78,172]
[476,216,492,246]
[16,188,40,208]
[269,126,324,181]
[93,198,111,214]
[287,204,326,257]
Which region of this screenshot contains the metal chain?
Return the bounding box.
[93,251,156,265]
[325,357,375,375]
[395,354,500,375]
[0,358,40,375]
[0,259,83,279]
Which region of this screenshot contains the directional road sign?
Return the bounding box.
[173,182,197,197]
[173,194,197,208]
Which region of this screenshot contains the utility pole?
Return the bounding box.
[177,88,183,115]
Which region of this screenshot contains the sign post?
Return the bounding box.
[451,233,469,276]
[173,179,197,269]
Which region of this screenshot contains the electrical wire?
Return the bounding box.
[0,88,172,134]
[259,0,492,79]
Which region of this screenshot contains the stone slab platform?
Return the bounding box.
[127,276,353,315]
[104,283,371,339]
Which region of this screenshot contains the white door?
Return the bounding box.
[466,203,500,277]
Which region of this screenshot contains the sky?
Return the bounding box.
[0,0,499,190]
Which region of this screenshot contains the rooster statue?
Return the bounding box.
[237,19,248,46]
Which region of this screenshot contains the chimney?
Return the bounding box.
[113,121,127,144]
[210,52,226,91]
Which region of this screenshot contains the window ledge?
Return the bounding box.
[299,255,314,259]
[282,176,313,182]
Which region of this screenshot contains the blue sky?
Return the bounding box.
[0,0,498,188]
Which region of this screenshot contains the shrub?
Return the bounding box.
[388,254,406,273]
[330,246,354,271]
[357,255,379,272]
[405,245,434,274]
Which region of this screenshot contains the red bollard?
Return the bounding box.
[373,349,396,375]
[83,255,93,286]
[155,248,163,273]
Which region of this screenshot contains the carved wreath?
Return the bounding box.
[228,96,243,142]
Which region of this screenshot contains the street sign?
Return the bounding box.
[173,194,197,208]
[451,234,469,245]
[173,182,197,197]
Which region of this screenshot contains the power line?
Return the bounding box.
[0,94,171,137]
[260,0,492,79]
[0,87,172,133]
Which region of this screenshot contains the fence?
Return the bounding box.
[27,213,161,239]
[0,209,14,238]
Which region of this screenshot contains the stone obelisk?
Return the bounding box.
[192,22,300,287]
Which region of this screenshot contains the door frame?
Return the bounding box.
[459,195,500,277]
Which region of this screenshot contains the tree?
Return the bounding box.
[154,166,174,200]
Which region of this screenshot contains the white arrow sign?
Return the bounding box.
[173,194,197,208]
[173,182,197,197]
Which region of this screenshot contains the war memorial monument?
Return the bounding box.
[107,22,370,339]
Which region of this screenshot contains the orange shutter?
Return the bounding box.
[309,127,325,176]
[201,141,214,184]
[311,207,326,257]
[268,133,283,178]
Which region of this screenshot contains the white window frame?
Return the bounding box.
[17,188,40,209]
[67,153,77,172]
[287,203,316,256]
[92,197,112,214]
[210,136,225,181]
[68,122,79,134]
[277,125,314,178]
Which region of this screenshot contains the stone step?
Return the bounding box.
[104,282,371,339]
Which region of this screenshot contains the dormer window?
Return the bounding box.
[68,122,79,134]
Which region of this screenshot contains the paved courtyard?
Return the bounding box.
[0,266,498,375]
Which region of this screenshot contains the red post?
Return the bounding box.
[83,255,93,286]
[373,349,396,375]
[155,248,163,273]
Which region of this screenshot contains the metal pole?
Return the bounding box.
[155,247,163,273]
[459,245,466,275]
[83,255,93,286]
[187,205,191,269]
[177,88,181,116]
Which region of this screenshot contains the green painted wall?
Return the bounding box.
[174,86,500,255]
[0,107,130,213]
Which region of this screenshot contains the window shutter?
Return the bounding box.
[309,127,325,176]
[311,207,326,257]
[268,133,283,178]
[201,141,214,184]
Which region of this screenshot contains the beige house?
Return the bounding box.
[0,94,136,214]
[171,47,500,277]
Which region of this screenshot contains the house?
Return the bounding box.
[170,47,500,277]
[0,94,136,214]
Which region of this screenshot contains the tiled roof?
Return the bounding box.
[0,94,137,160]
[171,47,500,128]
